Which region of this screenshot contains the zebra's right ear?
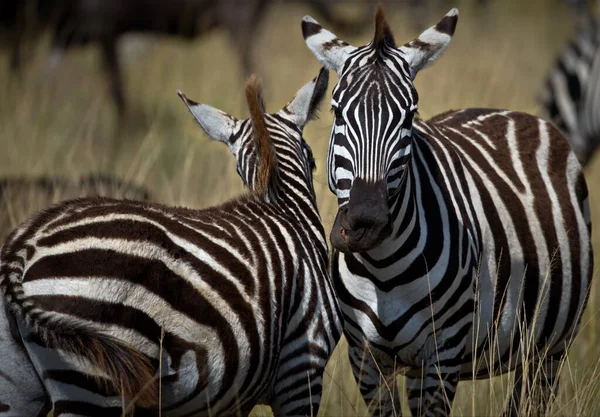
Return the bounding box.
[399,9,458,79]
[280,68,329,128]
[302,16,356,75]
[178,90,237,145]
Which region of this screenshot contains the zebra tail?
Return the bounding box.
[0,246,158,410]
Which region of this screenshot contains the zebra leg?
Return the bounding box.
[270,342,326,417]
[348,343,401,417]
[505,354,562,417]
[405,368,460,417]
[0,302,49,417]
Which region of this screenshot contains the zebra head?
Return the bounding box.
[302,5,458,253]
[177,69,328,201]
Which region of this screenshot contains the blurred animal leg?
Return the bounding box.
[101,38,126,116]
[9,41,21,73]
[229,24,255,76]
[220,0,267,76]
[46,48,66,75]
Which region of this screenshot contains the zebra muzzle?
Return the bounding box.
[331,178,391,253]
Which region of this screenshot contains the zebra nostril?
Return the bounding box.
[340,227,348,242]
[348,211,389,231]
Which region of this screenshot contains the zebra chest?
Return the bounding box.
[335,252,477,368]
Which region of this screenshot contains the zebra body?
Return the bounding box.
[303,6,592,417]
[541,14,600,165]
[335,110,590,373]
[0,69,341,416]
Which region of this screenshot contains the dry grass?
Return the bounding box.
[1,0,599,415]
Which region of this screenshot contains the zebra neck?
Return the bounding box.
[385,169,415,244]
[267,172,326,248]
[386,130,414,209]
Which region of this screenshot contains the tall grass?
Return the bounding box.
[1,0,599,415]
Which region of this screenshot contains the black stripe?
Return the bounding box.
[24,248,241,406]
[302,21,322,39]
[43,370,114,396]
[53,400,123,417]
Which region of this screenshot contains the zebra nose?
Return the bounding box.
[332,178,391,252]
[347,178,389,228]
[347,204,389,231]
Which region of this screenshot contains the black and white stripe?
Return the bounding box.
[0,174,152,417]
[541,14,600,166]
[304,6,592,417]
[0,70,342,416]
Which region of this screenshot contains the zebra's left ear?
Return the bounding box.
[178,90,237,145]
[279,68,329,128]
[399,8,458,80]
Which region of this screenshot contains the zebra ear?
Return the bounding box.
[399,8,458,79]
[280,68,329,128]
[178,90,237,145]
[302,16,356,75]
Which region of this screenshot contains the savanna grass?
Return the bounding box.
[1,0,598,415]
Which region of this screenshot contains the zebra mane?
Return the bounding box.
[373,3,396,53]
[245,75,277,199]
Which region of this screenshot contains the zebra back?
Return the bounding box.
[0,174,151,242]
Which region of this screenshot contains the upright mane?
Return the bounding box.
[245,75,277,198]
[373,3,396,53]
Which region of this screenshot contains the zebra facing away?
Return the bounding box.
[0,69,342,416]
[540,14,600,166]
[302,5,592,417]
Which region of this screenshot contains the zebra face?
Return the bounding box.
[302,5,458,252]
[177,69,328,197]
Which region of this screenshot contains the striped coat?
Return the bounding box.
[0,174,151,417]
[302,5,593,417]
[0,70,342,416]
[541,14,600,166]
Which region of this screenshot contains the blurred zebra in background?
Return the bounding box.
[541,14,600,166]
[0,69,342,416]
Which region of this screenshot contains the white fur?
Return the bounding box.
[399,9,458,79]
[178,91,238,148]
[280,77,320,127]
[302,16,356,75]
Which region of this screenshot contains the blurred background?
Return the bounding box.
[1,0,599,415]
